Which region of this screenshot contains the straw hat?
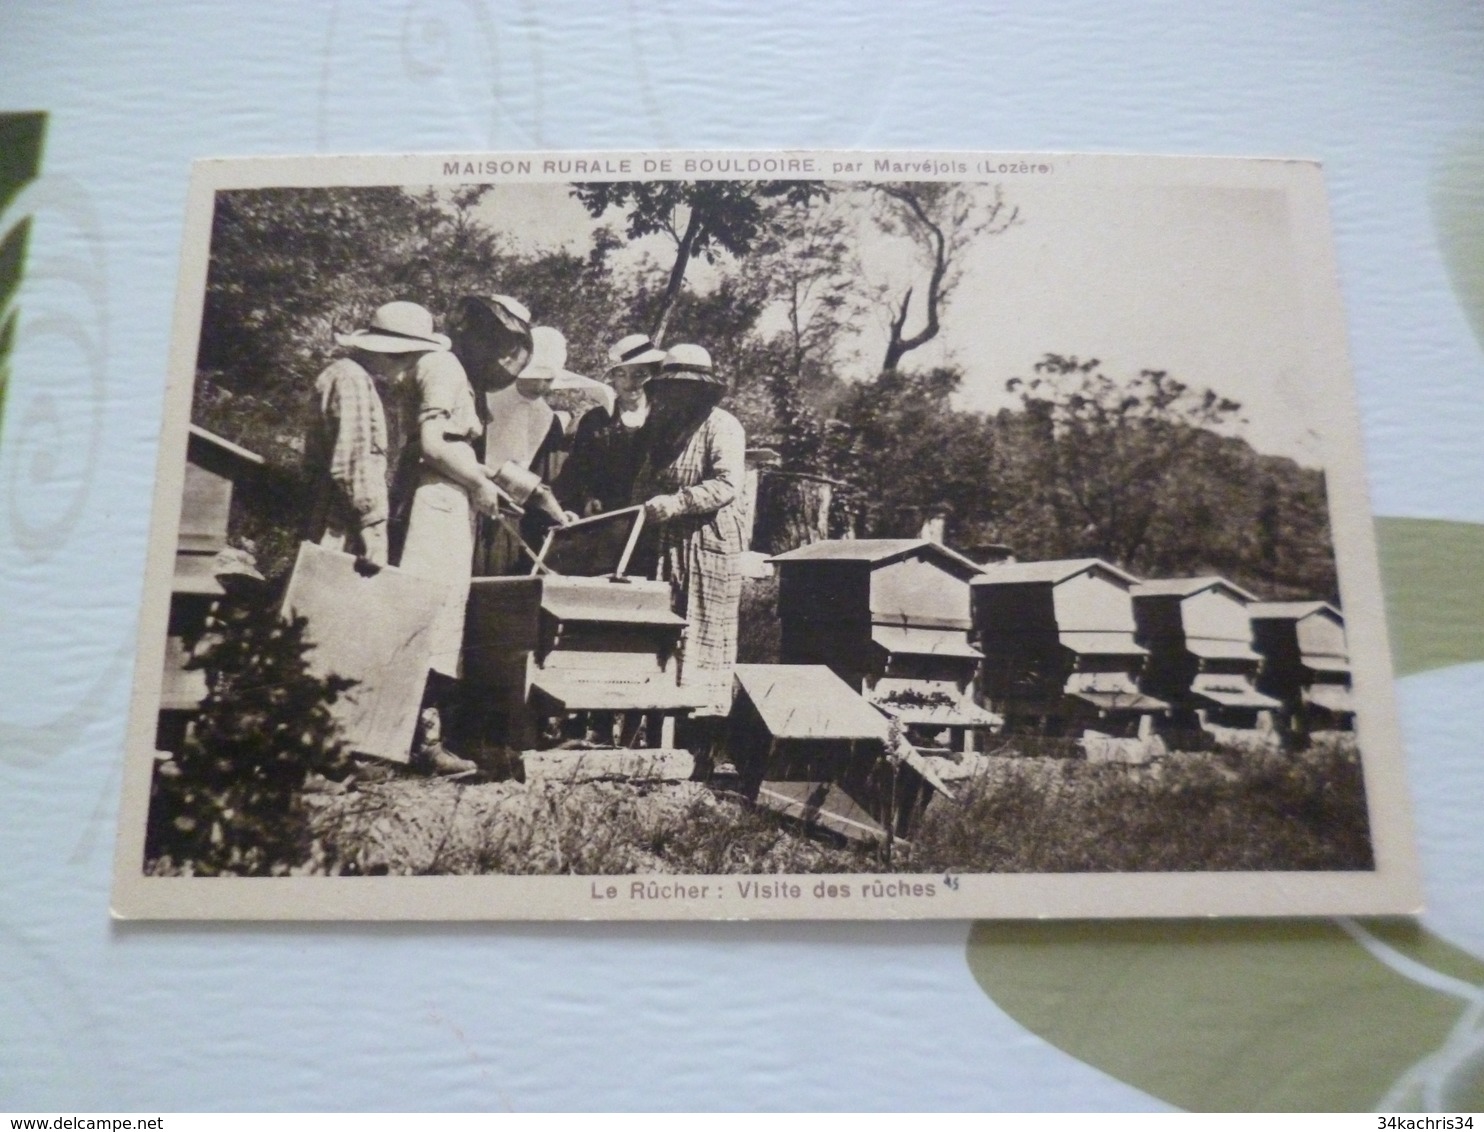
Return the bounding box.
[605,333,667,372]
[517,327,616,413]
[335,301,450,353]
[211,545,265,583]
[655,343,723,384]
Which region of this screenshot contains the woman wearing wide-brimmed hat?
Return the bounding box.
[388,303,524,774]
[554,332,666,518]
[448,293,534,397]
[472,324,603,574]
[631,343,747,717]
[442,293,543,575]
[306,301,447,567]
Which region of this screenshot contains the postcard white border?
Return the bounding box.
[111,149,1423,920]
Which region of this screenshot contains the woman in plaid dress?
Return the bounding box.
[632,344,747,717]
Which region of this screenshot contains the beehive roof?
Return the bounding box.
[1131,576,1259,602]
[188,423,265,467]
[769,538,983,574]
[973,558,1139,586]
[1248,600,1342,622]
[732,664,890,741]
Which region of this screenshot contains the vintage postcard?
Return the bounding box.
[111,150,1421,919]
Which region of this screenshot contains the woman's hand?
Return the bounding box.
[357,521,389,570]
[471,477,515,518]
[643,495,681,524]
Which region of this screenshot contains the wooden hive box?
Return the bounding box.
[465,574,711,747]
[1132,577,1282,742]
[770,538,998,748]
[158,426,264,749]
[727,663,952,843]
[1249,601,1354,736]
[972,558,1169,738]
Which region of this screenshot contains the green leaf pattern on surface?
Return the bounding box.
[1377,517,1484,677]
[967,919,1484,1111]
[0,113,47,442]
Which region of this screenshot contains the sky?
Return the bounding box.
[468,175,1325,466]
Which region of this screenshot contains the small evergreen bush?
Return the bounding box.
[145,586,354,875]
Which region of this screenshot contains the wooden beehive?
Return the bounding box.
[727,664,951,842]
[972,558,1168,738]
[1132,577,1282,744]
[157,426,264,748]
[770,538,998,749]
[464,574,711,748]
[1248,601,1354,737]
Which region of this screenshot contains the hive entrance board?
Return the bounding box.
[281,542,446,764]
[533,505,645,578]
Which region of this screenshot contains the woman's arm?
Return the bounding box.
[643,412,745,522]
[419,420,510,516]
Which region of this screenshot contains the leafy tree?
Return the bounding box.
[996,353,1336,597]
[199,187,444,399]
[746,199,864,472]
[1136,430,1338,600]
[1003,354,1243,567]
[569,180,829,343]
[830,365,1001,540]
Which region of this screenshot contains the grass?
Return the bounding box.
[292,734,1373,876]
[904,735,1374,873]
[307,779,875,876]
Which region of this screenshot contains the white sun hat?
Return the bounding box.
[656,343,723,384]
[335,301,451,353]
[605,332,667,372]
[518,326,615,413]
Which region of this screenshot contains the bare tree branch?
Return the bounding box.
[871,183,1020,372]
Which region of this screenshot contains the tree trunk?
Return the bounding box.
[651,208,705,346]
[876,185,948,371]
[755,471,834,555]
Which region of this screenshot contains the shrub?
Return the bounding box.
[145,587,355,875]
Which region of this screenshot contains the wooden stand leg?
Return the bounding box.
[661,715,676,749]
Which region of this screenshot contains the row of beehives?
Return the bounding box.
[768,539,1354,751]
[159,429,1351,762]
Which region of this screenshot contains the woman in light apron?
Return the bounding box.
[391,346,514,774]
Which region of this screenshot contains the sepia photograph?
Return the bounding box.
[111,151,1419,919]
